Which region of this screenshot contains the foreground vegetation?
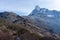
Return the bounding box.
[0,18,60,40]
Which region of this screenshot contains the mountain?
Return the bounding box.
[0,11,60,40]
[29,5,60,18]
[29,5,60,34]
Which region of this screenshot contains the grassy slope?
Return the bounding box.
[0,18,60,40]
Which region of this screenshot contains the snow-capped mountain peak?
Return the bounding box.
[35,5,40,11]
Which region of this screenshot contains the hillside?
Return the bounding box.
[0,12,60,40]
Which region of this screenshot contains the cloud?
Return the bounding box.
[38,0,60,11]
[52,0,60,10]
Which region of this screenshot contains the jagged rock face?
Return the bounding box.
[29,5,60,18]
[29,5,60,34]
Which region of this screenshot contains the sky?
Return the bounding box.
[0,0,60,15]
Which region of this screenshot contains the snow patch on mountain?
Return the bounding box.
[47,15,54,17]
